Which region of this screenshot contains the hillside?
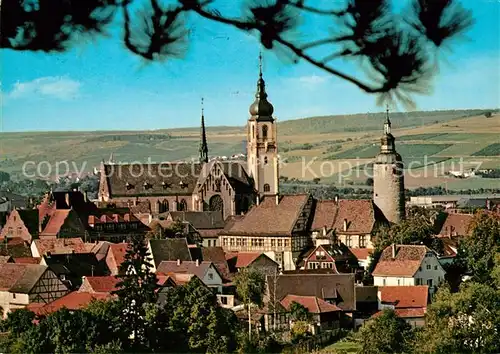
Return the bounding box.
[0,109,498,191]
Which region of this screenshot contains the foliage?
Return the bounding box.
[456,212,500,283]
[234,267,266,308]
[373,209,443,254]
[415,282,500,353]
[492,253,500,290]
[237,332,283,354]
[0,171,10,183]
[290,320,312,344]
[0,308,35,333]
[289,301,310,322]
[161,277,239,353]
[365,177,374,187]
[112,234,159,350]
[2,0,474,106]
[355,309,414,354]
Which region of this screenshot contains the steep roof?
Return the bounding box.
[107,243,129,274]
[349,248,373,261]
[234,252,262,268]
[17,209,40,237]
[267,273,355,311]
[372,245,431,277]
[281,294,342,313]
[32,291,113,315]
[149,238,192,267]
[102,162,203,197]
[40,210,73,235]
[311,200,337,230]
[221,194,311,236]
[219,161,254,194]
[0,263,48,293]
[82,276,119,293]
[201,247,232,281]
[168,211,225,229]
[437,213,474,237]
[157,261,215,281]
[333,200,377,234]
[379,286,429,309]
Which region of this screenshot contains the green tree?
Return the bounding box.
[0,171,10,183]
[416,282,500,353]
[112,234,159,350]
[457,212,500,283]
[289,302,310,322]
[234,267,266,341]
[356,309,414,354]
[491,253,500,290]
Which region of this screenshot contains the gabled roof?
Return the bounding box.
[102,162,203,197]
[372,307,426,319]
[0,263,48,293]
[0,255,13,264]
[349,248,373,261]
[107,243,129,274]
[220,194,311,236]
[201,247,232,281]
[234,252,264,268]
[372,245,432,277]
[157,261,217,281]
[281,294,342,313]
[267,273,355,311]
[168,211,225,229]
[333,200,377,234]
[0,237,32,258]
[31,291,113,315]
[437,213,474,237]
[311,200,337,231]
[379,286,429,309]
[148,238,192,267]
[16,209,40,237]
[82,276,119,293]
[196,160,254,195]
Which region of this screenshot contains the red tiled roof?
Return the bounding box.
[198,229,220,238]
[84,276,119,293]
[40,210,71,235]
[234,253,262,268]
[156,261,214,280]
[372,308,426,319]
[107,243,129,274]
[13,257,41,264]
[281,294,342,314]
[0,256,13,264]
[349,248,373,261]
[438,213,474,237]
[311,200,337,230]
[372,245,430,277]
[379,286,429,308]
[38,194,56,221]
[33,237,91,256]
[220,194,311,236]
[201,247,232,281]
[0,264,46,292]
[333,200,375,234]
[31,291,113,315]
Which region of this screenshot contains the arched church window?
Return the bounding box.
[209,195,224,213]
[178,199,187,211]
[262,125,268,140]
[264,184,271,192]
[215,178,221,192]
[264,156,268,165]
[159,200,169,213]
[252,125,255,139]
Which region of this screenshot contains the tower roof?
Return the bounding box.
[199,98,209,163]
[249,52,274,121]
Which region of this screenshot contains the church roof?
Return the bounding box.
[102,163,203,197]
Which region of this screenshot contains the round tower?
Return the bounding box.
[373,107,405,224]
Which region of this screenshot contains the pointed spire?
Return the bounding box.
[384,103,391,135]
[249,50,274,120]
[199,97,209,163]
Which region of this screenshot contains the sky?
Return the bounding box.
[1,0,499,132]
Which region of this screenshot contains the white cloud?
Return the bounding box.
[297,75,329,85]
[8,76,81,100]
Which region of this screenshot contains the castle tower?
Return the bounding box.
[373,106,405,224]
[199,97,209,163]
[246,53,279,203]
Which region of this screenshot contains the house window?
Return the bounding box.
[230,238,235,247]
[359,235,366,248]
[264,184,270,192]
[382,278,386,286]
[271,239,276,247]
[13,293,16,299]
[207,240,211,247]
[434,265,438,270]
[208,273,214,280]
[277,239,283,247]
[220,296,228,305]
[346,236,352,247]
[416,278,421,285]
[262,125,268,139]
[426,264,431,270]
[284,239,290,247]
[397,279,401,286]
[427,279,433,287]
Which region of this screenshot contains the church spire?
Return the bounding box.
[199,97,208,163]
[249,51,274,121]
[384,103,392,135]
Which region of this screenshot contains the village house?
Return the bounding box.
[299,244,357,273]
[87,211,150,242]
[106,243,128,275]
[219,194,314,271]
[163,211,225,247]
[349,248,373,270]
[199,246,232,282]
[372,245,446,294]
[375,285,429,327]
[0,264,68,318]
[226,252,280,275]
[147,238,193,272]
[31,237,95,258]
[157,259,224,293]
[0,209,39,243]
[28,291,113,316]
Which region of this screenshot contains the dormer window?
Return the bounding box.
[179,181,187,189]
[143,182,153,190]
[126,182,135,190]
[162,182,171,189]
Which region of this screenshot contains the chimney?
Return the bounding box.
[276,194,279,206]
[391,243,396,259]
[322,225,327,236]
[334,195,339,203]
[65,193,70,208]
[486,199,491,210]
[195,259,199,267]
[343,219,348,232]
[177,259,181,266]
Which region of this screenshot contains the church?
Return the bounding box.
[98,54,278,220]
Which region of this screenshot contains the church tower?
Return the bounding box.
[199,98,209,163]
[373,106,405,224]
[246,53,279,203]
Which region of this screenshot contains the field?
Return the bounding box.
[0,109,499,190]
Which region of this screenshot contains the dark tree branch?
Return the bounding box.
[284,0,348,16]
